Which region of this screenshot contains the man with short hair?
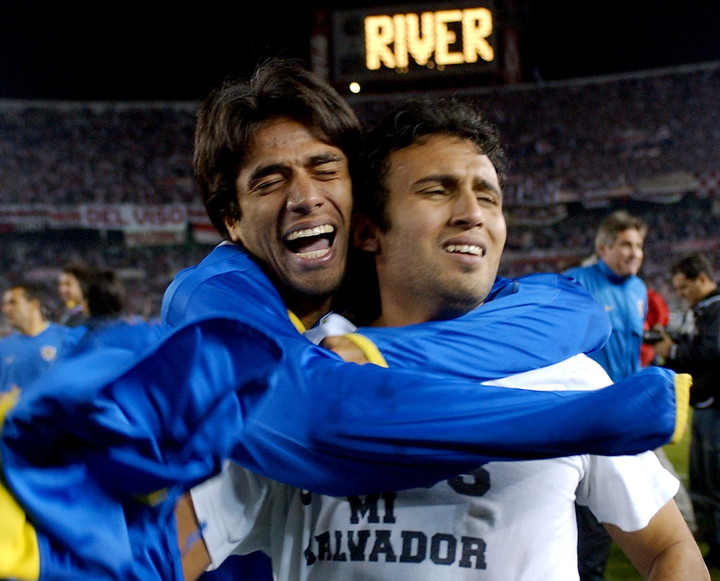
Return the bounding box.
[656,252,720,569]
[565,210,648,383]
[0,282,69,393]
[185,97,706,580]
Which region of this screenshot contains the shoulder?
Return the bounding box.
[698,291,720,312]
[515,272,589,295]
[628,275,647,292]
[165,243,257,295]
[508,272,605,316]
[44,323,73,339]
[162,244,281,326]
[564,264,598,286]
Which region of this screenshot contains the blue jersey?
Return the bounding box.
[565,259,647,382]
[0,244,681,580]
[0,323,70,393]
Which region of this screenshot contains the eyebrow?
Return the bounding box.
[249,163,286,183]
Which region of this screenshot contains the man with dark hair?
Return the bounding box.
[185,97,705,580]
[57,261,90,327]
[0,282,70,393]
[656,252,720,568]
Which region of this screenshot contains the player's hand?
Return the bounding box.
[321,335,371,364]
[653,327,674,360]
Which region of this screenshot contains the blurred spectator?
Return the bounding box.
[641,285,698,535]
[0,281,71,393]
[656,252,720,569]
[83,267,126,322]
[62,267,129,356]
[564,211,648,581]
[57,260,90,326]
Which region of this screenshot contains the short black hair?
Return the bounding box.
[671,252,715,280]
[83,269,125,317]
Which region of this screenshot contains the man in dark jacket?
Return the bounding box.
[656,252,720,568]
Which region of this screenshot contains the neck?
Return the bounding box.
[701,282,719,301]
[284,295,333,330]
[21,318,49,337]
[374,292,478,327]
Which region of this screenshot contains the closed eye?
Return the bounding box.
[311,159,345,180]
[251,176,285,195]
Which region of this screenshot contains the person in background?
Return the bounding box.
[57,260,90,327]
[641,285,699,537]
[565,210,647,383]
[61,267,130,356]
[0,281,70,393]
[565,210,649,580]
[83,268,125,323]
[655,252,720,569]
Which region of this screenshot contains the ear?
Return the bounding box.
[224,213,240,242]
[352,213,381,253]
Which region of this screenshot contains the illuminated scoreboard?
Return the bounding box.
[330,2,498,87]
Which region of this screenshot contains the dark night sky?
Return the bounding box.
[0,0,718,101]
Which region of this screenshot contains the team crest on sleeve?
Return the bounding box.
[41,345,58,362]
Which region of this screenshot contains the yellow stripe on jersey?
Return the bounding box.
[0,387,20,426]
[287,311,306,334]
[0,388,40,580]
[0,481,40,580]
[671,373,692,444]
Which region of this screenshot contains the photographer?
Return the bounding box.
[656,252,720,569]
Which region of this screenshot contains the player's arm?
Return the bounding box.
[176,493,211,581]
[606,500,709,580]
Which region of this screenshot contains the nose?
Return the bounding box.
[286,174,324,214]
[450,189,484,228]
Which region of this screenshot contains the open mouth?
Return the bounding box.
[284,224,337,259]
[444,243,486,257]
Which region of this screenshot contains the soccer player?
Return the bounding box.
[0,281,70,393]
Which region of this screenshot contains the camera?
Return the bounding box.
[642,329,680,344]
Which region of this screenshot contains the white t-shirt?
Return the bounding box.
[192,353,678,580]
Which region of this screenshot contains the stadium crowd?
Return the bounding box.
[0,61,718,325]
